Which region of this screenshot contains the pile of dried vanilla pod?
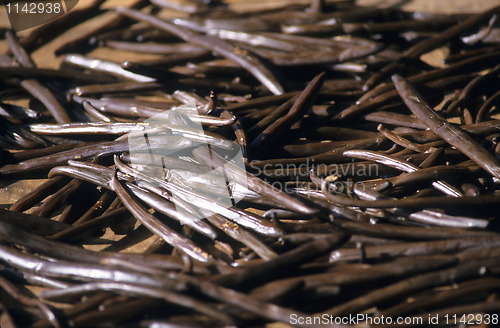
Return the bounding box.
[1,0,500,327]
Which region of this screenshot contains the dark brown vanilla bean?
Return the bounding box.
[110,169,215,264]
[381,277,500,318]
[211,232,349,287]
[252,72,325,146]
[0,66,116,84]
[224,92,299,111]
[5,32,71,123]
[476,89,500,122]
[53,0,149,55]
[42,281,235,325]
[405,5,500,59]
[0,216,205,273]
[330,237,500,262]
[74,81,164,97]
[20,0,106,51]
[247,94,298,136]
[336,73,476,119]
[116,7,284,95]
[393,74,500,179]
[0,276,62,328]
[0,140,128,176]
[323,257,500,316]
[252,255,455,295]
[363,4,500,90]
[446,63,500,114]
[207,214,277,261]
[193,146,316,214]
[345,50,500,119]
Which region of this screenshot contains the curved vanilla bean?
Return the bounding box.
[476,89,500,122]
[5,31,71,124]
[252,72,325,146]
[212,232,349,288]
[446,63,500,114]
[363,4,500,90]
[345,51,500,119]
[105,40,207,54]
[114,157,283,237]
[382,277,500,319]
[193,146,315,214]
[247,94,298,136]
[41,282,234,325]
[323,257,500,316]
[207,214,277,261]
[31,178,82,219]
[0,66,115,84]
[377,124,429,153]
[0,208,69,236]
[115,7,284,95]
[221,109,249,163]
[64,54,156,82]
[0,215,203,273]
[224,92,298,112]
[10,177,69,212]
[5,31,36,67]
[322,186,500,209]
[27,122,150,135]
[126,183,217,239]
[110,169,215,264]
[337,73,474,119]
[48,165,121,189]
[0,246,183,290]
[0,276,61,328]
[82,101,115,122]
[0,140,128,176]
[392,74,500,180]
[179,274,321,328]
[74,81,164,97]
[252,255,455,295]
[72,96,168,118]
[363,111,427,129]
[330,237,500,263]
[343,149,462,197]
